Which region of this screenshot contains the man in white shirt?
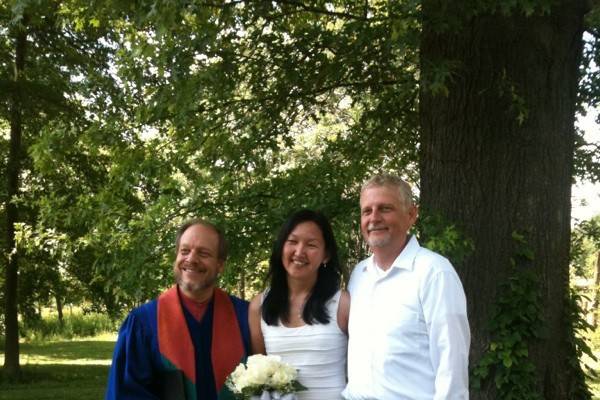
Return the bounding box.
[342,174,470,400]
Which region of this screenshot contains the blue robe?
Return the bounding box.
[105,290,249,400]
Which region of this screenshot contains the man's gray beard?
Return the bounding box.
[175,273,217,295]
[367,236,391,248]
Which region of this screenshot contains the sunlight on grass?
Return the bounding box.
[1,335,117,365]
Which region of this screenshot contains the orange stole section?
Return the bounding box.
[157,286,245,391]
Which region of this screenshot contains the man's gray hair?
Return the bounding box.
[361,173,414,209]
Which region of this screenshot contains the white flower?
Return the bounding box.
[229,364,250,392]
[226,354,303,398]
[269,364,297,388]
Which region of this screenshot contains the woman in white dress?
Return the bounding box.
[249,209,350,400]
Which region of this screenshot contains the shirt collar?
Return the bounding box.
[364,235,420,273]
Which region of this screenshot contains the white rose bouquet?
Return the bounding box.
[221,354,306,400]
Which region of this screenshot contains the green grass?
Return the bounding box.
[0,334,116,400]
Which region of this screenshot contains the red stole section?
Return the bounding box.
[157,286,245,391]
[211,288,245,391]
[180,294,209,322]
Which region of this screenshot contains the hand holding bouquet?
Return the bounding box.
[222,354,306,400]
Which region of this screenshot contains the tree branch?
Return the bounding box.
[272,0,371,20]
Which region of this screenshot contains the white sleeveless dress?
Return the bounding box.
[261,290,348,400]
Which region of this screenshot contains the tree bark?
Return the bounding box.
[592,251,600,328]
[239,268,246,301]
[56,293,64,326]
[420,1,587,398]
[3,21,27,380]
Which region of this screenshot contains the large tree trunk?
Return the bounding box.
[419,1,587,398]
[3,21,27,380]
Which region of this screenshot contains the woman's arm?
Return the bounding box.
[248,294,267,354]
[337,290,350,336]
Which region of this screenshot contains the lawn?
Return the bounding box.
[0,334,116,400]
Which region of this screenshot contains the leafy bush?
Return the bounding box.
[590,326,600,352]
[20,312,119,341]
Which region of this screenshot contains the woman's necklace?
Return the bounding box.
[290,294,309,320]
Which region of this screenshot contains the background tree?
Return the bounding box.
[2,0,28,378]
[1,0,125,378]
[572,215,600,327]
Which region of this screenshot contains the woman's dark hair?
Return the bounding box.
[262,209,342,326]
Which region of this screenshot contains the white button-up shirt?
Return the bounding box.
[342,236,470,400]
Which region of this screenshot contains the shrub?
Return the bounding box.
[20,312,119,341]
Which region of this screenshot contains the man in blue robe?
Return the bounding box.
[106,219,250,400]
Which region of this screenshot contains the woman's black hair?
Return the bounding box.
[262,209,342,326]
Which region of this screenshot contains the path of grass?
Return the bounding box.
[0,334,116,400]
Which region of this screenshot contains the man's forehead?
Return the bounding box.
[360,186,402,204]
[179,238,216,247]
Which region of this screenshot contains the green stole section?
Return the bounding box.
[160,355,197,400]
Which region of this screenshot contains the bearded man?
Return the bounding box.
[106,219,249,400]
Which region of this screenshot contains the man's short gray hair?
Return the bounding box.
[361,173,414,209]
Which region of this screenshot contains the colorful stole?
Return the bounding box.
[157,286,245,399]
